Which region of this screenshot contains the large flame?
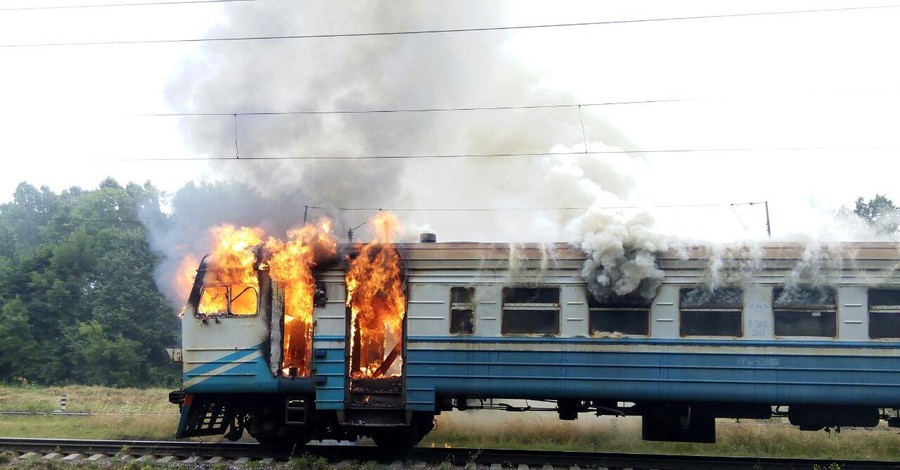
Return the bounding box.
[346,212,406,379]
[266,219,338,376]
[196,225,264,315]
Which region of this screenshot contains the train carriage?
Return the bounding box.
[170,240,900,447]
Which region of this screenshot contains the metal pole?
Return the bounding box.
[765,201,771,237]
[303,205,309,224]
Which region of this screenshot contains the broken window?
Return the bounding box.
[501,287,560,336]
[197,284,258,316]
[450,287,475,335]
[679,287,742,337]
[869,289,900,339]
[773,286,836,337]
[588,292,651,336]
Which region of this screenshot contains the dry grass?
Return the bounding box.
[0,384,172,414]
[0,384,179,441]
[0,415,178,441]
[4,384,900,461]
[423,411,900,460]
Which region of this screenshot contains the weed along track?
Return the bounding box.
[0,438,896,469]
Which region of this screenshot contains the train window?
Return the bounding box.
[501,287,560,336]
[868,289,900,339]
[588,292,651,336]
[197,284,258,316]
[679,287,743,337]
[450,287,475,335]
[773,286,836,337]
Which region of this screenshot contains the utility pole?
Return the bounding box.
[303,205,309,224]
[765,201,771,237]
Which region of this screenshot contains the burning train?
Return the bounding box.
[168,216,900,448]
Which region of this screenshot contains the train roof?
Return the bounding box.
[388,241,900,261]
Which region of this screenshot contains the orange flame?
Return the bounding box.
[346,212,406,379]
[175,253,200,316]
[266,219,338,376]
[178,225,263,315]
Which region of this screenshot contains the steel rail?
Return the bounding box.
[0,437,897,469]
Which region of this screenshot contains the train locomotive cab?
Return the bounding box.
[171,249,359,449]
[171,239,434,450]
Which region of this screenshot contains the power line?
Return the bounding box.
[0,201,771,224]
[0,215,144,224]
[2,4,898,48]
[315,203,753,213]
[134,98,697,117]
[102,145,900,162]
[0,0,259,11]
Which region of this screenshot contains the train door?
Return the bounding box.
[344,245,408,417]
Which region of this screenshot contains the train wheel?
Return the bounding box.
[254,431,310,451]
[371,413,434,451]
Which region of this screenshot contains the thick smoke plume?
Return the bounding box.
[569,210,670,301]
[151,2,658,305]
[152,3,898,308]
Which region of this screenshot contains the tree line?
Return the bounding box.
[0,179,179,387]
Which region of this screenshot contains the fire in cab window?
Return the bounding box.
[501,287,560,336]
[198,284,258,316]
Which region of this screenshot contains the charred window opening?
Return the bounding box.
[197,284,258,316]
[450,287,475,335]
[868,289,900,339]
[773,286,836,337]
[679,287,742,337]
[588,292,651,336]
[501,287,560,336]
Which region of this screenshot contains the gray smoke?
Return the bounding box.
[150,1,652,306]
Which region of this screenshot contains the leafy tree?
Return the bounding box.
[0,179,180,387]
[853,194,900,235]
[0,298,40,381]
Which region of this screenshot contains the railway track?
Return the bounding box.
[0,437,896,469]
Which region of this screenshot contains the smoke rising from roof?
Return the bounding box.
[149,2,899,307]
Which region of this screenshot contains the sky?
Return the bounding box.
[2,0,900,244]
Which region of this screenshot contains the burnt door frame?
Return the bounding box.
[343,283,408,410]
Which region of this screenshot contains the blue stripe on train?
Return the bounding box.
[405,344,900,409]
[408,336,900,349]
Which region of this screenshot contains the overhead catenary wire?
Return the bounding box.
[0,0,259,11]
[2,4,899,48]
[306,201,769,213]
[101,145,900,162]
[132,97,700,117]
[0,202,771,224]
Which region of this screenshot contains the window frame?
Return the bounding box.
[196,283,260,317]
[587,291,651,337]
[449,286,476,335]
[678,287,743,338]
[772,286,837,338]
[868,288,900,339]
[500,287,561,336]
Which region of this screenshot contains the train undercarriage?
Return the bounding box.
[170,391,434,450]
[171,390,895,448]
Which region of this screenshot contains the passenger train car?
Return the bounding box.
[168,240,900,447]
